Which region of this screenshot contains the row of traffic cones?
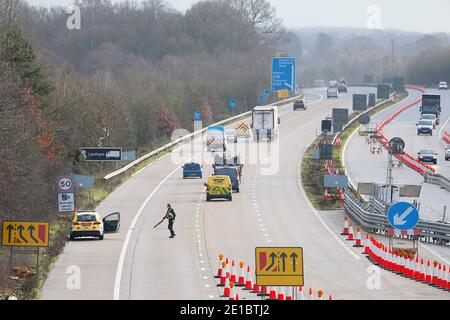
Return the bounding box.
[368,238,450,291]
[215,254,334,300]
[340,217,450,292]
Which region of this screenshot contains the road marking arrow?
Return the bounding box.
[393,207,415,226]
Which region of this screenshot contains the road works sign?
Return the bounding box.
[1,221,49,247]
[387,202,419,231]
[80,147,122,161]
[272,57,296,92]
[255,247,304,286]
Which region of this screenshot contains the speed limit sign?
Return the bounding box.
[58,176,74,193]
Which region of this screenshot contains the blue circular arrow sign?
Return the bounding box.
[387,202,419,231]
[228,99,237,110]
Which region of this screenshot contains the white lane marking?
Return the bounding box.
[418,243,450,265]
[114,164,183,300]
[297,139,361,261]
[438,116,450,139]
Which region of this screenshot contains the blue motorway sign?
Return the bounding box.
[387,202,419,231]
[194,111,202,121]
[259,95,265,103]
[272,57,296,92]
[228,99,237,110]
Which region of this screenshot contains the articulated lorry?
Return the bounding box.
[420,94,441,117]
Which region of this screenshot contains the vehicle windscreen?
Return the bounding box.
[419,120,432,126]
[77,214,97,222]
[185,163,200,170]
[215,168,237,179]
[421,115,435,120]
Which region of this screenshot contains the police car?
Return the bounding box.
[70,211,121,241]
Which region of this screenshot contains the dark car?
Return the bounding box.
[293,98,306,111]
[417,149,438,165]
[213,166,240,193]
[337,83,348,93]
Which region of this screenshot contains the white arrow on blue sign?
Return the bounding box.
[387,202,419,231]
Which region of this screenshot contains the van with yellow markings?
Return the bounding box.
[204,176,233,202]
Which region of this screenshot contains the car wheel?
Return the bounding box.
[206,195,211,202]
[228,195,233,201]
[69,234,75,241]
[99,234,104,240]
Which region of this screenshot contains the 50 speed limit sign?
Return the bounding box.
[58,176,74,193]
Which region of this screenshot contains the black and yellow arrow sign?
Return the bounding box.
[255,247,304,286]
[1,221,49,247]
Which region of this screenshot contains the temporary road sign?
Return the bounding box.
[387,202,420,231]
[255,247,304,286]
[359,114,371,125]
[194,112,202,121]
[80,148,122,161]
[57,176,74,193]
[272,57,296,92]
[389,137,405,155]
[276,89,289,99]
[1,221,49,247]
[324,175,349,188]
[58,193,75,213]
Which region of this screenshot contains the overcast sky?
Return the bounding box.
[25,0,450,34]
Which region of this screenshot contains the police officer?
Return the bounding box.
[164,204,176,238]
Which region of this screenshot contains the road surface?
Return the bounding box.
[345,89,450,223]
[41,87,449,300]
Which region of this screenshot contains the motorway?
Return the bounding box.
[40,87,449,300]
[345,88,450,223]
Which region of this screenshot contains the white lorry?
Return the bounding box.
[251,106,280,142]
[206,126,227,152]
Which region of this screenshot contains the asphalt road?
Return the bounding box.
[40,88,449,300]
[345,89,450,223]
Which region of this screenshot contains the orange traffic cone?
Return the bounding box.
[441,265,448,289]
[341,216,349,235]
[425,260,432,283]
[230,260,237,284]
[353,227,364,248]
[277,287,285,300]
[363,234,371,255]
[236,262,246,287]
[308,288,314,300]
[222,276,231,297]
[218,261,228,287]
[298,286,304,300]
[329,294,333,300]
[317,290,324,300]
[419,259,426,282]
[257,285,269,297]
[244,266,253,290]
[285,288,293,300]
[228,282,235,301]
[347,222,355,241]
[215,254,224,278]
[268,287,277,300]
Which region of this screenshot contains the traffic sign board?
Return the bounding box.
[228,99,237,110]
[58,193,75,213]
[387,202,419,231]
[57,176,74,193]
[194,112,202,121]
[255,247,304,286]
[324,175,348,188]
[259,95,265,102]
[389,137,405,155]
[1,221,49,247]
[272,57,296,92]
[80,147,122,161]
[263,89,270,97]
